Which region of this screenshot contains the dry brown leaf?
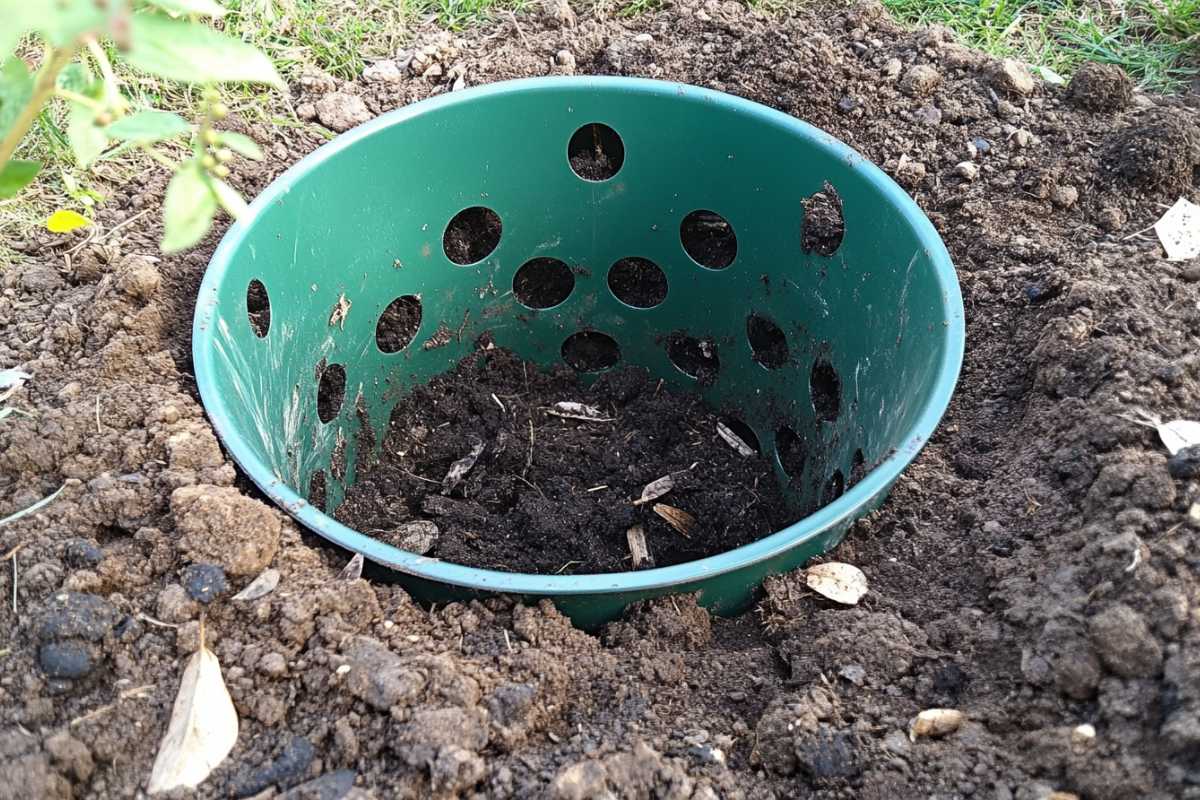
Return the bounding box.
[805,562,868,605]
[393,520,439,555]
[627,525,653,569]
[653,503,695,537]
[908,708,964,741]
[147,633,238,793]
[716,422,755,457]
[546,402,615,423]
[633,474,674,506]
[338,552,363,581]
[442,440,485,494]
[231,568,280,602]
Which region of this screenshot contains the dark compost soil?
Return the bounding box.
[337,347,790,573]
[2,1,1200,798]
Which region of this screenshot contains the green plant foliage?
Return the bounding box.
[0,0,281,251]
[105,110,192,143]
[162,158,218,252]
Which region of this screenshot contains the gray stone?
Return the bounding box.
[38,641,94,679]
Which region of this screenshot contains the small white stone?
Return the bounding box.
[955,161,980,181]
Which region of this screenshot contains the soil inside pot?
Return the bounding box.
[335,344,793,573]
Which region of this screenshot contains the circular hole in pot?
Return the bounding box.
[561,331,620,372]
[776,426,807,478]
[513,257,575,309]
[246,279,270,337]
[667,335,719,383]
[811,358,841,422]
[822,469,846,506]
[801,182,845,256]
[747,314,789,369]
[308,469,327,513]
[568,122,625,181]
[376,295,422,353]
[680,210,737,269]
[721,416,760,454]
[443,206,502,265]
[608,257,668,308]
[317,363,347,423]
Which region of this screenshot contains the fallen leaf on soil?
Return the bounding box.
[0,368,31,402]
[1125,409,1200,455]
[546,401,615,423]
[442,440,485,494]
[627,524,653,569]
[338,553,363,581]
[392,520,438,555]
[147,629,238,793]
[805,562,869,605]
[908,708,964,741]
[633,474,674,506]
[653,503,695,537]
[1153,197,1200,262]
[231,568,280,602]
[716,422,756,457]
[46,209,90,233]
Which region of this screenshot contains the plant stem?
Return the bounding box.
[0,45,77,168]
[84,37,126,114]
[54,89,105,111]
[138,144,178,171]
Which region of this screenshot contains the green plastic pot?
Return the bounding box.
[193,76,964,629]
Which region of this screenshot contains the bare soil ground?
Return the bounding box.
[3,1,1200,798]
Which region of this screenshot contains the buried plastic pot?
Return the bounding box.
[193,77,964,628]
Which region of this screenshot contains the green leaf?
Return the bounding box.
[56,63,95,94]
[3,0,117,48]
[162,159,217,252]
[67,101,108,168]
[215,130,263,160]
[0,58,33,143]
[126,13,285,89]
[145,0,228,17]
[0,159,41,199]
[106,110,191,143]
[210,178,247,218]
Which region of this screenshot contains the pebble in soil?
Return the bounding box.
[337,345,793,574]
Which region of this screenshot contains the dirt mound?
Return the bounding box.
[2,0,1199,797]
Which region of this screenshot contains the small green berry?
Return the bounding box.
[201,154,218,170]
[202,129,219,145]
[210,102,228,119]
[213,164,231,178]
[215,148,233,163]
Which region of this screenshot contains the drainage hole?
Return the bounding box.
[667,334,719,384]
[747,314,789,369]
[608,257,668,308]
[246,279,270,337]
[561,331,620,372]
[514,257,575,309]
[308,470,328,513]
[810,358,841,422]
[376,295,422,353]
[720,416,760,454]
[776,426,807,478]
[822,469,845,506]
[801,182,845,256]
[681,209,737,269]
[443,206,502,265]
[317,363,347,423]
[568,122,624,181]
[849,448,867,486]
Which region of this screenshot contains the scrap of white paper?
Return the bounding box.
[1154,197,1200,262]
